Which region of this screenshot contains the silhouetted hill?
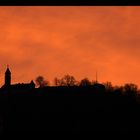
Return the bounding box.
[0,86,140,133]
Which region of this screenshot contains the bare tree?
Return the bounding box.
[35,76,49,88]
[79,78,91,86]
[103,81,114,92]
[61,75,77,86]
[54,77,62,86]
[123,83,138,96]
[54,75,77,86]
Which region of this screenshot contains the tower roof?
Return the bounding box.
[5,66,11,74]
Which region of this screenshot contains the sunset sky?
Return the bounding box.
[0,6,140,87]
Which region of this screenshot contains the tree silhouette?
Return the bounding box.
[54,75,77,86]
[35,76,49,88]
[103,81,114,92]
[123,83,138,97]
[61,75,77,86]
[79,78,91,86]
[54,77,61,86]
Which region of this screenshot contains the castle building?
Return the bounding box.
[1,66,35,90]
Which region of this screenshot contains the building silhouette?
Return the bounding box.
[1,66,105,94]
[5,66,11,86]
[1,66,35,90]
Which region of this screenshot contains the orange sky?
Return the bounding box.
[0,6,140,87]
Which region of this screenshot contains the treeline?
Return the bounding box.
[35,74,96,87]
[35,74,140,96]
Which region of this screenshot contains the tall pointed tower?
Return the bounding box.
[5,65,11,86]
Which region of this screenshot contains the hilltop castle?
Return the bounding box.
[1,66,35,90]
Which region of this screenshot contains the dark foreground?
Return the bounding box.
[0,86,140,133]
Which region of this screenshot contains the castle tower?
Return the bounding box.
[5,65,11,86]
